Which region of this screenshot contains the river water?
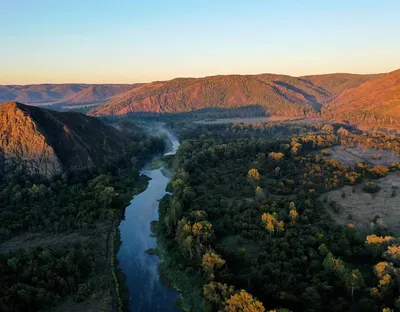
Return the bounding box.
[117,130,180,312]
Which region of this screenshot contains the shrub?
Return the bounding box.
[363,181,380,194]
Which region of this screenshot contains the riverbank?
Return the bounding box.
[156,195,208,312]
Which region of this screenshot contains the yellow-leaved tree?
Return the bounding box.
[202,252,226,274]
[248,168,260,185]
[224,289,265,312]
[288,202,298,225]
[261,213,284,236]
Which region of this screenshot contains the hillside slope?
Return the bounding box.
[88,74,327,117]
[301,73,379,100]
[0,102,127,177]
[0,84,139,107]
[89,73,376,117]
[322,69,400,125]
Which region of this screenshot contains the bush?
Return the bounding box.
[363,181,380,194]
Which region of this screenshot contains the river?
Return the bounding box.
[116,130,180,312]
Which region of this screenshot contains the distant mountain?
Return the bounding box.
[322,69,400,125]
[0,102,127,177]
[0,84,141,108]
[56,84,140,105]
[5,70,397,126]
[88,73,375,117]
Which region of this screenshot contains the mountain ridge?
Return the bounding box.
[87,72,380,117]
[0,84,142,108]
[2,69,398,126]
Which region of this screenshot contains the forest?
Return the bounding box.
[0,129,165,311]
[157,121,400,312]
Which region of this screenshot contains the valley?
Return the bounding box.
[1,68,400,312]
[3,1,400,311]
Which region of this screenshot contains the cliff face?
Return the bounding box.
[0,102,126,177]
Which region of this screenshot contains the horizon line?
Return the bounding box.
[1,69,396,86]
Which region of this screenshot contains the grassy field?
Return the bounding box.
[325,145,400,166]
[326,172,400,235]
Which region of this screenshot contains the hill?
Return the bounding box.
[301,73,379,100]
[0,84,140,108]
[322,69,400,125]
[88,73,374,117]
[0,101,127,177]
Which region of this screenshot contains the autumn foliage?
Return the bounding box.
[224,290,265,312]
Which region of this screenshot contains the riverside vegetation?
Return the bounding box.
[156,120,400,312]
[0,126,165,312]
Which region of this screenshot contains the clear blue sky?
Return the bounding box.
[1,0,399,84]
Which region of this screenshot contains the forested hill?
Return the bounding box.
[88,73,375,117]
[0,101,128,177]
[322,69,400,125]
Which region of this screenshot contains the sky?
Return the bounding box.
[1,0,400,84]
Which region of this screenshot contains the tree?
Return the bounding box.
[269,152,284,161]
[182,235,194,259]
[202,252,226,274]
[378,274,392,292]
[255,186,265,201]
[224,289,265,312]
[369,165,389,177]
[176,217,191,245]
[322,253,335,273]
[383,245,400,264]
[365,235,393,256]
[345,269,364,299]
[291,142,302,155]
[192,221,213,247]
[261,213,284,236]
[203,282,235,310]
[374,262,391,278]
[248,169,260,185]
[288,202,298,225]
